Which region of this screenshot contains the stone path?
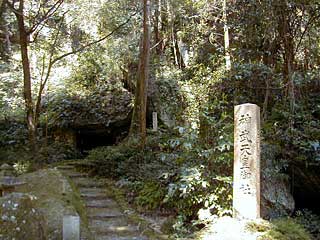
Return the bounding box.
[57,164,150,240]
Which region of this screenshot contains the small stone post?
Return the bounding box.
[152,112,158,132]
[63,215,80,240]
[233,103,260,219]
[62,180,67,195]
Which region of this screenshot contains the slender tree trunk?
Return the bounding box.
[15,0,37,149]
[223,0,231,70]
[272,0,296,132]
[278,1,295,127]
[130,0,151,148]
[154,0,162,55]
[166,0,181,67]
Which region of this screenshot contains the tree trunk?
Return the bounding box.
[129,0,151,148]
[278,1,295,127]
[15,0,37,149]
[223,0,231,70]
[154,0,162,55]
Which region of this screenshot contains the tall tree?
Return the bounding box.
[4,0,64,148]
[130,0,151,148]
[223,0,231,70]
[4,0,63,149]
[3,0,137,151]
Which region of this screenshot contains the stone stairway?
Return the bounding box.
[57,165,150,240]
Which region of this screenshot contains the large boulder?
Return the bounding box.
[150,76,186,128]
[292,162,320,214]
[0,193,47,239]
[261,144,295,219]
[50,87,133,149]
[6,168,91,239]
[50,87,133,129]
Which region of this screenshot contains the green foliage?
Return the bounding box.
[135,181,165,210]
[85,143,141,178]
[259,218,311,240]
[153,65,186,127]
[0,61,24,121]
[203,62,320,171]
[164,165,232,219]
[13,161,32,175]
[47,85,132,128]
[295,209,320,239]
[1,0,320,237]
[85,129,233,237]
[0,121,28,146]
[0,121,80,165]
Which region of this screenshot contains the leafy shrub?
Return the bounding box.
[47,85,132,129]
[259,218,311,240]
[0,122,80,169]
[295,209,320,240]
[135,181,166,210]
[85,129,233,236]
[164,165,232,223]
[85,143,140,178]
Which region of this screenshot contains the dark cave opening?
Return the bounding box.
[292,164,320,215]
[75,125,129,153]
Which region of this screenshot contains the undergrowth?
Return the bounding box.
[81,127,233,237]
[252,218,312,240]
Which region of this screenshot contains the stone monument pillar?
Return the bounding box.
[152,112,158,132]
[233,103,260,219]
[63,215,80,240]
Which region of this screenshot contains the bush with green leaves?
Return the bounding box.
[0,120,80,166]
[85,142,141,178]
[46,85,132,129]
[135,181,166,211]
[84,128,233,237]
[246,218,311,240]
[260,218,311,240]
[295,209,320,240]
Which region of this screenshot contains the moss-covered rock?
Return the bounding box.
[11,168,91,240]
[0,193,47,239]
[261,144,295,219]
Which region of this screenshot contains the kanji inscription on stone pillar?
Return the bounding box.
[233,103,260,219]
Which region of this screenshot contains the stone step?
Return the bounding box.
[73,178,104,188]
[85,199,119,208]
[67,172,89,178]
[56,165,75,170]
[63,168,152,239]
[89,219,139,235]
[87,208,124,219]
[95,235,148,240]
[79,188,106,199]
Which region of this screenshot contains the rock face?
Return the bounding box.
[15,169,91,240]
[261,144,295,219]
[293,163,320,214]
[51,87,133,150]
[150,78,184,128]
[52,87,133,129]
[0,193,46,240]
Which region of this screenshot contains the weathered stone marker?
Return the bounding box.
[62,180,68,195]
[63,215,80,240]
[152,112,158,131]
[233,103,260,219]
